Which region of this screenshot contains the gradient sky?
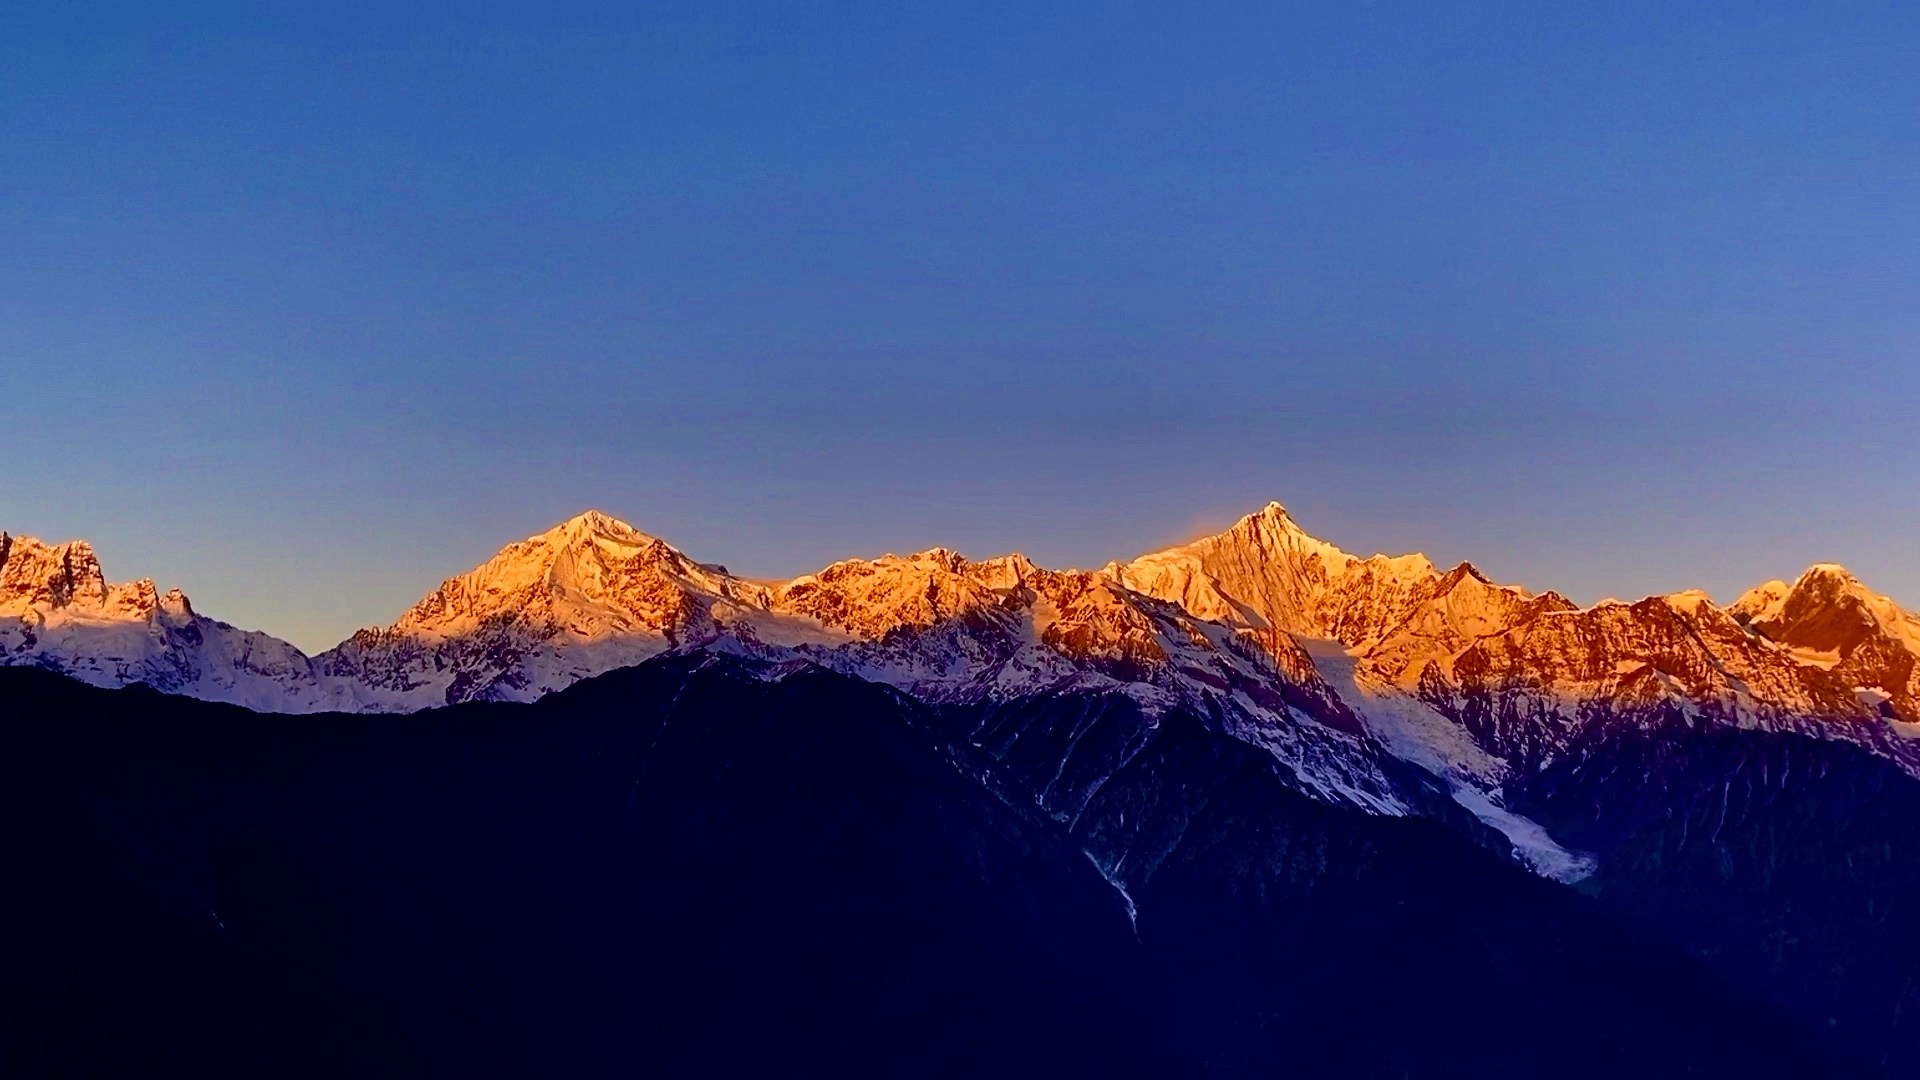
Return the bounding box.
[3,1,1916,651]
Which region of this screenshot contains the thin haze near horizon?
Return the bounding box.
[3,2,1916,652]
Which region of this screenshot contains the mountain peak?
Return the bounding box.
[1733,564,1879,626]
[380,510,725,637]
[0,531,355,712]
[546,509,653,545]
[1730,564,1920,713]
[1108,502,1425,638]
[1438,561,1493,588]
[1236,500,1308,538]
[1798,563,1864,589]
[907,546,964,564]
[0,532,110,609]
[1254,500,1292,521]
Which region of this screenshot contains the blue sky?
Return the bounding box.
[3,1,1916,650]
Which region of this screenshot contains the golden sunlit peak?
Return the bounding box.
[1253,500,1292,521]
[1241,501,1309,534]
[543,509,652,543]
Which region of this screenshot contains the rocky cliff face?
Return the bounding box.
[0,532,357,711]
[1418,592,1905,772]
[1732,563,1920,722]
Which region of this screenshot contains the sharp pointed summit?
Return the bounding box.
[1107,502,1448,643]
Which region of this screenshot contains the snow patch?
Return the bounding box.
[1299,637,1594,881]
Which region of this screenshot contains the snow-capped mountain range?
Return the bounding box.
[0,532,356,712]
[8,503,1916,875]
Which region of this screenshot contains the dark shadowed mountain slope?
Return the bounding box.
[1062,712,1874,1076]
[0,659,1147,1078]
[0,658,1867,1078]
[1511,715,1920,1075]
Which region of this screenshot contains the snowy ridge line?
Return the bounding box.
[0,513,1414,816]
[8,503,1920,855]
